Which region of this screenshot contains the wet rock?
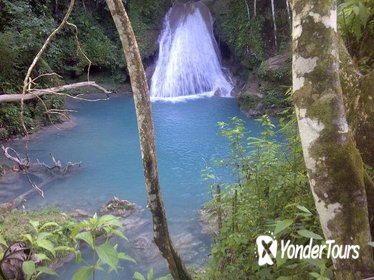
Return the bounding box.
[198,208,218,236]
[71,208,91,219]
[99,196,136,218]
[131,233,160,261]
[133,234,152,249]
[122,214,149,232]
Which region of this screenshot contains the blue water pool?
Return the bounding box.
[2,95,264,278]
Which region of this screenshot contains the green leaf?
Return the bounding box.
[75,250,82,263]
[296,205,312,214]
[111,229,128,241]
[118,252,136,263]
[352,5,359,15]
[76,231,94,248]
[22,234,33,244]
[297,230,323,240]
[133,272,146,280]
[98,215,122,227]
[276,250,287,268]
[96,243,118,270]
[54,245,75,252]
[36,239,55,256]
[274,219,293,235]
[147,268,154,280]
[22,261,36,278]
[39,222,60,231]
[37,266,58,276]
[0,235,7,247]
[72,266,93,280]
[30,220,40,231]
[35,253,50,261]
[37,232,52,239]
[309,272,321,279]
[156,277,172,280]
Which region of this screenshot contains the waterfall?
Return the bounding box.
[150,2,233,101]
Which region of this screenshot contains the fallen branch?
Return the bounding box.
[1,146,30,171]
[0,81,111,103]
[1,145,82,197]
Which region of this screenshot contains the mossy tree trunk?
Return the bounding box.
[292,0,374,278]
[339,37,374,168]
[339,38,374,237]
[105,1,192,279]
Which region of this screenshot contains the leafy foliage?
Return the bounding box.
[219,0,265,67]
[0,211,133,280]
[70,213,135,280]
[338,0,374,73]
[126,0,169,59]
[200,114,332,279]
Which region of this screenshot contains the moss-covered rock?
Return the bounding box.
[257,53,292,108]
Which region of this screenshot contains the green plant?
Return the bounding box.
[338,0,373,41]
[0,212,134,280]
[71,214,135,280]
[201,114,331,279]
[220,0,265,67]
[20,220,74,279]
[338,0,374,73]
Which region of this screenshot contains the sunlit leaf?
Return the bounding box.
[72,266,93,280]
[76,231,94,249]
[274,219,293,235]
[37,266,58,276]
[36,239,55,256]
[133,272,146,280]
[118,252,136,263]
[96,243,118,270]
[297,230,323,240]
[22,261,36,278]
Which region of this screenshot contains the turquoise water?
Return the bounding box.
[3,95,264,278]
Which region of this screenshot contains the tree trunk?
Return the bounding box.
[105,1,192,279]
[292,1,374,279]
[339,37,374,168]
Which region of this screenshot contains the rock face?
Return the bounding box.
[198,207,219,236]
[238,52,292,116]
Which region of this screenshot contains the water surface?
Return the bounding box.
[2,95,263,278]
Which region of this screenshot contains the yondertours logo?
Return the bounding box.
[256,233,278,266]
[256,232,360,266]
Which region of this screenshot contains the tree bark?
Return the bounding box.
[105,1,192,279]
[292,0,374,278]
[339,37,374,168]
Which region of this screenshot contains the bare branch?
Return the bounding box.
[20,0,76,139]
[0,81,111,103]
[1,146,29,170]
[67,21,92,81]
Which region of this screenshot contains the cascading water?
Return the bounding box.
[150,2,233,100]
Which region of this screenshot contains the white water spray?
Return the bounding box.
[150,2,233,101]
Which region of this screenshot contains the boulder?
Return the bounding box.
[99,196,136,218]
